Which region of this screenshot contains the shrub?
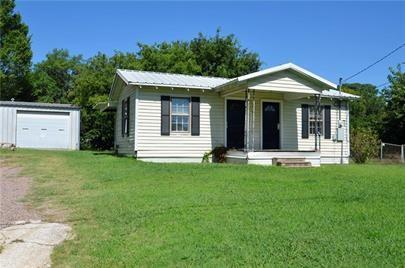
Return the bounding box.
[202,146,229,163]
[350,128,379,163]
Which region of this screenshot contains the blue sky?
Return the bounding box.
[16,1,405,86]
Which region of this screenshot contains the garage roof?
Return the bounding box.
[0,101,80,110]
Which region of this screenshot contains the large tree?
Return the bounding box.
[382,65,405,144]
[138,30,261,78]
[71,52,139,150]
[190,30,261,77]
[0,0,32,100]
[342,83,385,134]
[31,49,82,103]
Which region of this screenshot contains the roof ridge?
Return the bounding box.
[117,69,230,80]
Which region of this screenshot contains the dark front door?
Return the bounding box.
[262,102,280,149]
[227,100,245,149]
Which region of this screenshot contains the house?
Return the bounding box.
[100,63,358,166]
[0,101,80,150]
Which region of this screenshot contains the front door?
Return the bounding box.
[262,102,280,149]
[227,100,245,149]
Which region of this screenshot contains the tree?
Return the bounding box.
[138,30,261,78]
[190,30,261,77]
[138,41,201,75]
[71,52,139,150]
[0,0,32,101]
[342,83,385,135]
[31,49,82,103]
[382,65,405,144]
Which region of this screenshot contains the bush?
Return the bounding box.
[202,146,229,163]
[350,128,379,163]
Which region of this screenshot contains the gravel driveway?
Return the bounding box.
[0,161,40,228]
[0,159,71,268]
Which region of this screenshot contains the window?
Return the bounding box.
[171,97,190,132]
[122,97,130,136]
[309,105,323,135]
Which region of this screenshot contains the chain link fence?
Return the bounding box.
[380,142,405,163]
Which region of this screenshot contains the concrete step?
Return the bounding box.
[273,158,312,167]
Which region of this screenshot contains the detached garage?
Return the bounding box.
[0,101,80,150]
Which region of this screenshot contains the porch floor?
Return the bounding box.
[226,149,321,166]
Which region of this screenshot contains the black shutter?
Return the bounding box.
[161,96,170,136]
[302,104,309,139]
[126,97,130,136]
[121,99,125,137]
[191,97,200,136]
[324,105,331,139]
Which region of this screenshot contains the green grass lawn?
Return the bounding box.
[1,149,404,267]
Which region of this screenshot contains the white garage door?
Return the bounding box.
[16,111,70,149]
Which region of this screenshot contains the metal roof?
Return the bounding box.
[216,63,337,90]
[0,101,80,110]
[114,64,357,100]
[117,69,230,89]
[321,89,359,99]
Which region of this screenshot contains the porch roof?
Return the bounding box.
[214,63,337,91]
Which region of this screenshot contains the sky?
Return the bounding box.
[16,1,405,86]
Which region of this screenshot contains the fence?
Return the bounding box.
[380,142,405,163]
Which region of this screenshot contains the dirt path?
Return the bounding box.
[0,159,71,268]
[0,162,40,228]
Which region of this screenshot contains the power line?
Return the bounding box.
[376,82,389,89]
[343,43,405,82]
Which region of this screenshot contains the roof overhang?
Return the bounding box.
[94,101,117,112]
[215,63,337,92]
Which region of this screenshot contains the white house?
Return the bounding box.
[0,101,80,150]
[101,63,358,166]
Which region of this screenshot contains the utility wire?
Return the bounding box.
[376,82,389,89]
[343,43,405,82]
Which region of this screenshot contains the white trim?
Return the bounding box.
[129,82,210,90]
[260,99,283,150]
[224,96,245,148]
[236,63,337,89]
[170,96,191,134]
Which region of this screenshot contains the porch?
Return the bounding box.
[216,65,340,166]
[226,149,321,166]
[222,84,324,166]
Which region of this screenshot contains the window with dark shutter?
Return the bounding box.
[161,96,170,135]
[324,105,331,139]
[121,99,125,137]
[191,97,200,136]
[126,97,130,137]
[302,104,309,139]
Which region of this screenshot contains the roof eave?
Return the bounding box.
[128,82,212,90]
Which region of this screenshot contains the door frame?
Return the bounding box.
[260,99,283,150]
[224,97,245,148]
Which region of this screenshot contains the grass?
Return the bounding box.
[1,149,404,267]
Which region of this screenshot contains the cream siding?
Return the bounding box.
[115,86,136,155]
[136,87,224,160]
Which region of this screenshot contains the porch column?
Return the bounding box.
[314,94,321,151]
[251,89,256,152]
[244,88,250,152]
